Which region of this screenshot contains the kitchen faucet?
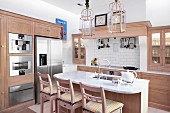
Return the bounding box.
[97,59,111,79]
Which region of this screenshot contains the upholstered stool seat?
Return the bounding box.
[60,91,82,103]
[42,85,58,94]
[84,99,123,113]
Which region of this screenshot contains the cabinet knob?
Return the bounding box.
[0,91,4,94]
[1,45,4,48]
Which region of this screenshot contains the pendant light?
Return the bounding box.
[80,0,94,36]
[108,0,126,33]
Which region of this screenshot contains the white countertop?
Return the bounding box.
[53,71,149,94]
[76,64,170,76]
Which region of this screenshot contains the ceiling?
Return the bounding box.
[42,0,113,15]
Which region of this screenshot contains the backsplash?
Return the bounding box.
[84,37,140,68]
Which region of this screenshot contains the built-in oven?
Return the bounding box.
[10,56,33,76]
[9,33,32,54]
[9,83,34,106]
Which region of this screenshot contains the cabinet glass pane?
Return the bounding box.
[74,38,78,58]
[80,38,85,59]
[165,32,170,64]
[152,33,161,64]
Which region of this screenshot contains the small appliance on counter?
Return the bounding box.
[121,70,137,84]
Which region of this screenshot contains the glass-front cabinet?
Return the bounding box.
[72,34,86,64]
[151,31,162,65]
[148,28,170,72]
[164,30,170,65]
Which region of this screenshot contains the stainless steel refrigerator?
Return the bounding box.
[34,37,63,103]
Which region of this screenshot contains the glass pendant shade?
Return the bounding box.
[108,0,126,33]
[80,1,94,36]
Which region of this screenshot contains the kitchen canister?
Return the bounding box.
[112,77,121,86]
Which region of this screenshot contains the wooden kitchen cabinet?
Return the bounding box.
[142,72,170,111]
[35,22,60,38]
[148,26,170,72]
[8,17,33,35]
[72,34,86,64]
[0,15,6,110]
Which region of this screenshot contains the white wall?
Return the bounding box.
[146,0,170,26]
[0,0,80,64]
[84,38,140,68]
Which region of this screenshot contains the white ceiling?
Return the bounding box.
[42,0,113,15]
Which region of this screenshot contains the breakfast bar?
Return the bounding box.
[54,71,149,113]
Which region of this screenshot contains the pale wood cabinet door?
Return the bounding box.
[8,17,33,35]
[0,15,5,110]
[35,23,49,36]
[163,29,170,66]
[72,34,86,64]
[49,26,60,38]
[149,30,163,66]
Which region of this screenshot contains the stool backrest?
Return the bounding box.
[55,78,75,103]
[80,83,106,113]
[38,72,53,95]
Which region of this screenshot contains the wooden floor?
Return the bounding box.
[3,108,36,113]
[29,101,170,113]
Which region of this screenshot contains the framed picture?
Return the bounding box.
[95,14,107,27]
[56,18,67,40]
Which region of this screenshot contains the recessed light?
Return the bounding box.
[77,3,83,6]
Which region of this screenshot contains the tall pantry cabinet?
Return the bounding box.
[0,15,6,110]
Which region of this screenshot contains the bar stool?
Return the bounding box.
[55,78,82,113]
[80,82,124,113]
[38,72,58,113]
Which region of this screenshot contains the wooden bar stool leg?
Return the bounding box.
[40,93,44,113]
[70,108,75,113]
[50,99,53,113]
[55,99,58,113]
[57,100,60,113]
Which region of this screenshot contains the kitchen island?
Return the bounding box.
[54,71,149,113]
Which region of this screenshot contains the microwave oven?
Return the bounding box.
[9,33,32,54]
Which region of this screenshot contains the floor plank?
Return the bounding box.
[29,101,170,113]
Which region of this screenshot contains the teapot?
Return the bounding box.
[121,70,137,83]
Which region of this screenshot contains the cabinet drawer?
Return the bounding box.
[49,26,60,38]
[142,73,170,90]
[8,17,33,35]
[149,89,170,107]
[35,23,49,37]
[35,23,61,38]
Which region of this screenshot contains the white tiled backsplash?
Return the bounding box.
[84,37,140,68]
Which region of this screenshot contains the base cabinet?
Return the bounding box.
[142,73,170,111]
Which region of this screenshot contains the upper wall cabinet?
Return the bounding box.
[148,26,170,72]
[8,17,33,35]
[35,22,60,38]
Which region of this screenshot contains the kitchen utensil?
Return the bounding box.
[126,38,130,48]
[106,44,110,48]
[124,38,127,48]
[120,38,124,48]
[121,70,137,83]
[134,37,137,48]
[98,46,100,49]
[129,38,135,49]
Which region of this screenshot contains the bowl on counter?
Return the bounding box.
[123,66,138,70]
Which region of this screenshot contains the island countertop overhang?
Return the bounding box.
[53,71,149,94]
